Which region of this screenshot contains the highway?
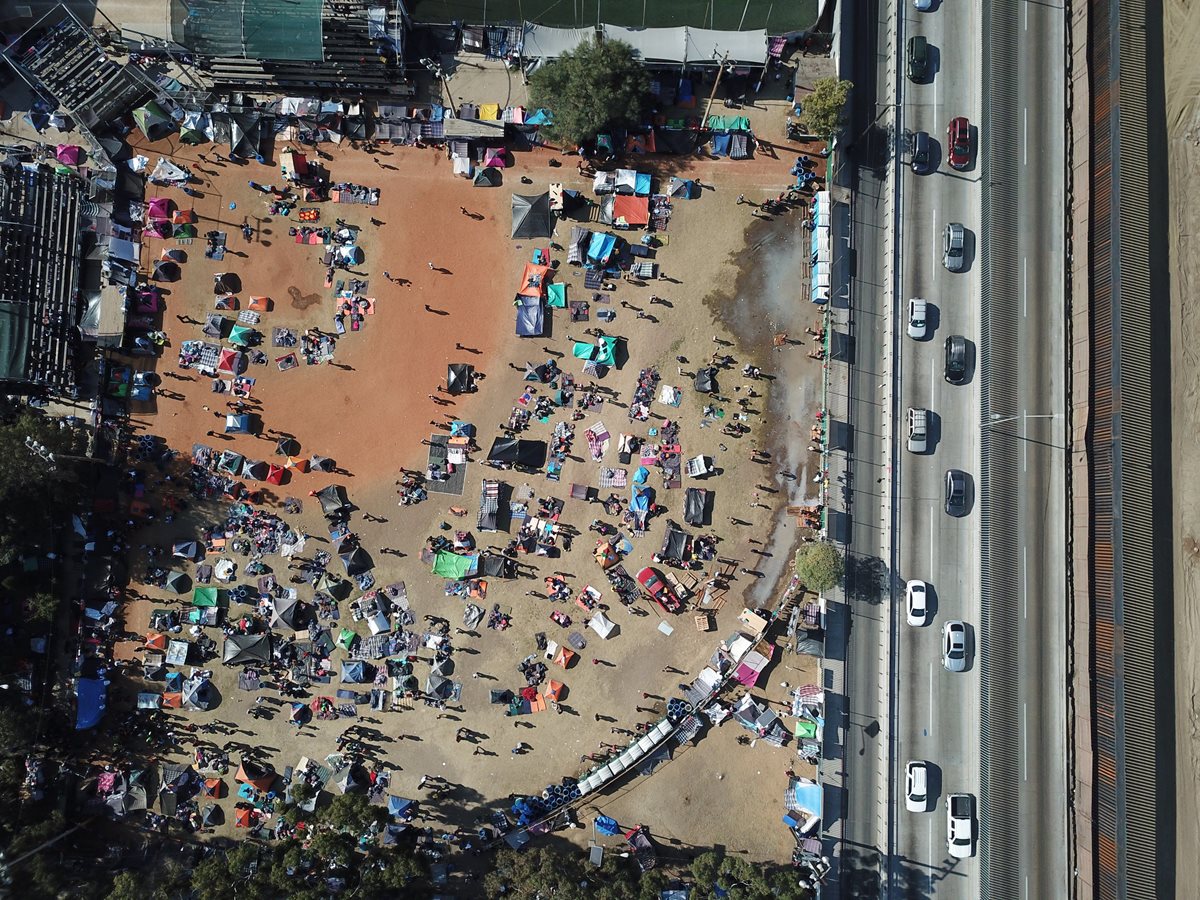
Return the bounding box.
[835,0,1068,896]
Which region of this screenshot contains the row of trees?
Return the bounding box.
[528,39,853,146]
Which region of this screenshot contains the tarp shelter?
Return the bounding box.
[223,633,270,665]
[511,192,553,239]
[340,545,372,576]
[572,337,617,368]
[75,677,108,729]
[693,367,716,393]
[432,551,478,580]
[164,569,190,593]
[52,144,81,166]
[515,295,544,337]
[236,759,275,790]
[134,103,175,141]
[589,611,616,639]
[487,438,547,469]
[229,111,265,158]
[225,413,251,434]
[521,23,595,59]
[735,648,771,686]
[151,157,190,185]
[610,194,650,227]
[447,364,475,395]
[661,522,689,560]
[315,485,350,517]
[684,488,707,527]
[192,586,218,607]
[474,167,502,187]
[147,197,173,221]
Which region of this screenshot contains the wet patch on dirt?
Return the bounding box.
[288,285,322,310]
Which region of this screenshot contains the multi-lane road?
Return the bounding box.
[836,0,1067,896]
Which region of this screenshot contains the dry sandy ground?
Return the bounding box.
[1166,0,1200,885]
[115,120,826,867]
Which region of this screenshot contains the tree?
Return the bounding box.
[320,792,385,835]
[25,591,58,627]
[794,542,845,592]
[528,38,650,147]
[800,78,853,137]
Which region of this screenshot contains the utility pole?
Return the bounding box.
[701,51,731,126]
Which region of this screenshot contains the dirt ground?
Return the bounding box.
[110,98,828,870]
[1165,0,1200,886]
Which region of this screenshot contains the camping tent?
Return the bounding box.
[242,460,269,481]
[447,364,475,395]
[474,166,502,187]
[666,176,698,199]
[270,596,306,630]
[589,611,616,639]
[217,348,245,375]
[228,324,255,347]
[340,660,374,683]
[484,147,508,168]
[334,764,366,794]
[515,295,544,337]
[173,540,202,560]
[236,759,275,790]
[431,551,478,580]
[572,337,617,368]
[315,485,350,517]
[192,586,218,607]
[511,192,553,239]
[661,521,689,560]
[217,450,244,476]
[340,545,372,576]
[586,232,619,266]
[265,464,285,485]
[225,413,251,434]
[182,677,213,711]
[684,488,707,527]
[152,260,180,282]
[164,570,190,593]
[222,633,271,665]
[134,103,175,141]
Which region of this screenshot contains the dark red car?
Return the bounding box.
[636,566,682,614]
[947,117,971,170]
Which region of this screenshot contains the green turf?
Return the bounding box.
[408,0,819,33]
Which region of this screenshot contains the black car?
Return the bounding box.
[944,469,968,516]
[911,131,933,175]
[907,36,929,82]
[944,335,968,384]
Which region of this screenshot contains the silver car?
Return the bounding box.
[942,223,965,272]
[942,620,967,671]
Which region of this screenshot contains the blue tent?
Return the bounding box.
[388,796,416,820]
[586,232,618,266]
[340,660,372,683]
[515,295,544,336]
[225,413,251,434]
[595,815,621,836]
[634,173,652,196]
[630,486,652,529]
[75,677,109,730]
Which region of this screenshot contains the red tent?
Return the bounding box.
[611,194,650,226]
[172,209,197,224]
[217,348,244,375]
[265,464,285,485]
[235,807,253,828]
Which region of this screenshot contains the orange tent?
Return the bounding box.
[552,646,576,669]
[543,680,565,702]
[162,692,182,708]
[248,296,272,312]
[284,455,309,472]
[235,807,253,828]
[145,632,168,651]
[611,194,650,226]
[517,263,552,298]
[235,761,275,791]
[203,778,224,798]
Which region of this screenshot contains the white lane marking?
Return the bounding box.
[1022,544,1028,619]
[1022,256,1028,318]
[1023,107,1028,166]
[1023,702,1028,781]
[1024,1,1028,30]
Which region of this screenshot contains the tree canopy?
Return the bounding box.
[794,541,845,592]
[690,850,812,900]
[528,38,650,147]
[800,78,853,138]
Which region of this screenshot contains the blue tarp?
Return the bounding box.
[76,677,108,730]
[526,109,553,126]
[711,133,732,157]
[587,232,618,266]
[790,778,822,816]
[634,173,652,196]
[388,796,416,819]
[516,296,544,336]
[595,815,621,836]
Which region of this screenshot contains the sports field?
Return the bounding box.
[408,0,820,33]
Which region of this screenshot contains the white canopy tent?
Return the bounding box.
[600,25,688,64]
[522,24,597,59]
[685,27,769,66]
[589,611,616,639]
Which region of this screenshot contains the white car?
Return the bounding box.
[906,580,929,626]
[905,760,930,812]
[907,298,928,339]
[915,0,933,9]
[942,620,967,671]
[946,793,976,858]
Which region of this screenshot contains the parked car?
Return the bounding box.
[915,0,933,10]
[907,297,928,339]
[944,335,968,384]
[905,761,931,812]
[946,793,976,857]
[907,36,930,82]
[942,619,967,671]
[944,468,968,516]
[906,580,929,626]
[910,131,934,175]
[637,567,682,614]
[947,117,971,169]
[943,222,965,272]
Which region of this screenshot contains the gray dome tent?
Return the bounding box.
[474,166,502,187]
[511,192,553,239]
[270,595,307,631]
[222,633,271,666]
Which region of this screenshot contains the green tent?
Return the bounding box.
[133,102,175,141]
[431,551,477,580]
[173,224,197,239]
[337,628,357,651]
[546,283,567,309]
[572,336,616,367]
[228,324,254,347]
[193,587,218,607]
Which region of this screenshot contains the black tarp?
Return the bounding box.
[660,520,689,560]
[831,331,854,363]
[693,367,716,393]
[314,484,349,517]
[487,438,547,469]
[683,488,707,527]
[222,633,271,665]
[511,192,553,239]
[340,546,372,576]
[479,553,515,578]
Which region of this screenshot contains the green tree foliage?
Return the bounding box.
[689,850,813,900]
[483,844,669,900]
[25,591,58,627]
[794,541,845,592]
[321,791,386,835]
[528,38,650,146]
[801,77,853,138]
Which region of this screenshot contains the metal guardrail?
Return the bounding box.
[978,0,1024,894]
